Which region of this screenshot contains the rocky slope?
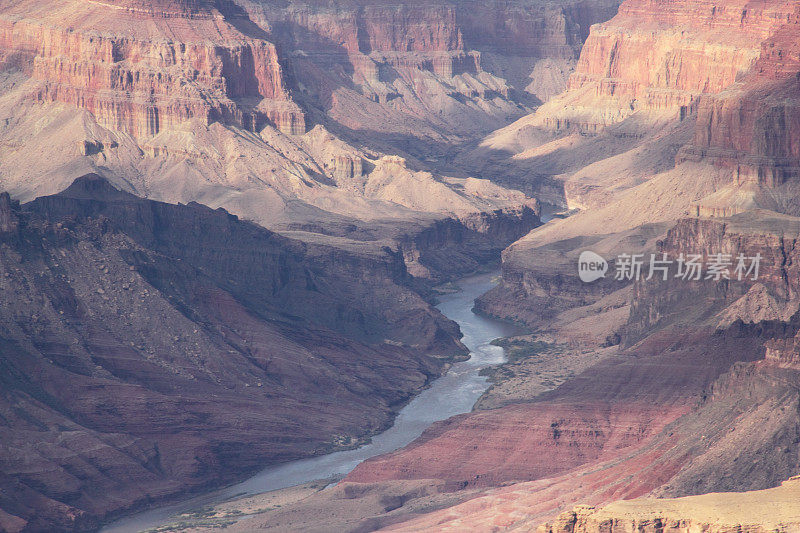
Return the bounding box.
[0,0,621,249]
[278,2,800,531]
[0,0,584,287]
[525,0,798,135]
[190,210,800,532]
[0,0,305,137]
[540,476,800,533]
[551,0,796,131]
[0,174,471,532]
[461,0,800,214]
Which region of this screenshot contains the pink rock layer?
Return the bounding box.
[547,0,798,133]
[0,0,305,137]
[679,6,800,185]
[563,0,800,181]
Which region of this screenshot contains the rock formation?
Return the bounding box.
[460,0,800,215]
[0,0,575,284]
[239,0,621,146]
[678,7,800,188]
[21,1,800,532]
[539,476,800,533]
[0,0,305,137]
[277,2,800,533]
[0,174,470,532]
[539,0,797,133]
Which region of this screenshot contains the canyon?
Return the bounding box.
[164,214,800,532]
[192,0,800,531]
[0,0,569,281]
[0,174,479,532]
[6,0,800,531]
[0,0,620,531]
[0,0,621,240]
[382,1,800,530]
[246,206,800,533]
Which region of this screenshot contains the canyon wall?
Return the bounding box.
[234,0,622,151]
[678,8,800,186]
[475,0,800,324]
[0,0,623,145]
[535,0,798,133]
[627,214,800,343]
[0,175,469,532]
[456,0,800,208]
[0,0,305,137]
[331,214,800,532]
[0,0,608,268]
[512,0,800,211]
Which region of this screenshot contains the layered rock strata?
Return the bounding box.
[0,0,305,137]
[540,477,800,533]
[0,0,623,148]
[538,0,798,133]
[678,7,800,187]
[328,212,800,532]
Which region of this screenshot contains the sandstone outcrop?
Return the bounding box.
[0,0,305,137]
[537,0,797,133]
[678,7,800,188]
[539,476,800,533]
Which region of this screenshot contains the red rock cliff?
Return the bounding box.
[541,0,797,132]
[0,0,622,142]
[0,0,305,137]
[679,6,800,185]
[238,0,620,120]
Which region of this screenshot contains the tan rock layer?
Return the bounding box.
[540,476,800,533]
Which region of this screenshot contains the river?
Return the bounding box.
[101,271,520,532]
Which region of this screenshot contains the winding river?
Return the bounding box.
[101,271,519,532]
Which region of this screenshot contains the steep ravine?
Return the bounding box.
[0,175,487,533]
[100,273,521,533]
[358,213,800,532]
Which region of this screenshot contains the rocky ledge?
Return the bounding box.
[540,476,800,533]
